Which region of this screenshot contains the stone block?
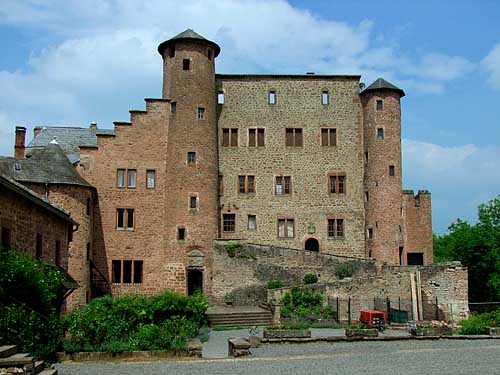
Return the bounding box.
[228,338,251,357]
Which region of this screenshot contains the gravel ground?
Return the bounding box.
[57,335,500,375]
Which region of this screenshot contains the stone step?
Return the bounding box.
[209,318,273,327]
[38,369,58,375]
[207,312,272,319]
[0,352,34,367]
[0,345,17,358]
[34,360,46,374]
[208,316,272,323]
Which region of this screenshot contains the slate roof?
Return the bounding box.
[0,142,92,187]
[362,78,405,97]
[26,126,114,164]
[157,28,221,57]
[0,173,76,224]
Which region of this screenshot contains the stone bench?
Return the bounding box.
[228,338,251,357]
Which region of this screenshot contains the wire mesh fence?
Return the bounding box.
[468,302,500,314]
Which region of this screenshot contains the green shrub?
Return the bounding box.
[335,262,360,279]
[63,291,208,353]
[0,250,67,360]
[225,242,241,258]
[303,274,318,284]
[267,279,283,289]
[459,310,500,335]
[281,287,324,319]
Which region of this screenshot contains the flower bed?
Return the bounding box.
[410,321,453,336]
[263,327,311,339]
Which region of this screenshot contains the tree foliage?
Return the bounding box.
[434,196,500,302]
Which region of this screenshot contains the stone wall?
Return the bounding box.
[212,241,377,305]
[216,75,366,258]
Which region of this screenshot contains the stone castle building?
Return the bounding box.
[0,29,433,308]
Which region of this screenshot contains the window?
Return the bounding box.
[127,169,136,188]
[368,227,373,239]
[117,169,126,187]
[268,90,276,105]
[187,152,197,164]
[389,165,395,177]
[222,128,238,147]
[365,152,369,164]
[285,128,303,147]
[376,99,383,111]
[377,128,384,140]
[322,90,329,105]
[189,196,198,209]
[1,227,11,249]
[329,174,346,194]
[218,174,224,196]
[218,92,224,104]
[248,215,256,230]
[328,219,344,239]
[223,213,236,232]
[197,107,205,120]
[112,260,143,284]
[178,227,186,241]
[278,218,294,238]
[36,234,42,260]
[55,240,61,266]
[183,59,190,70]
[112,260,121,283]
[146,170,156,189]
[407,253,424,266]
[275,176,291,195]
[248,128,265,147]
[171,102,176,113]
[14,163,21,171]
[238,175,255,193]
[321,128,337,146]
[117,208,134,230]
[365,191,369,202]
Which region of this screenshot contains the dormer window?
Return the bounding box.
[14,163,21,171]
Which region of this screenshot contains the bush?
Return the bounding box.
[0,250,67,360]
[459,310,500,335]
[335,262,360,279]
[267,280,283,289]
[281,287,324,319]
[225,242,241,258]
[303,274,318,284]
[63,291,208,353]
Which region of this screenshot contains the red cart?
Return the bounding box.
[359,310,386,331]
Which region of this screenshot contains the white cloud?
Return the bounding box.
[483,42,500,90]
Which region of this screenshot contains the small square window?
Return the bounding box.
[222,128,238,147]
[183,59,190,70]
[127,169,136,188]
[248,215,256,230]
[218,92,225,104]
[223,213,236,232]
[275,176,291,195]
[322,91,329,105]
[117,208,134,230]
[197,107,205,120]
[278,218,294,238]
[285,128,302,147]
[117,169,126,187]
[321,128,336,146]
[376,100,383,111]
[178,227,186,241]
[268,90,276,105]
[171,102,177,113]
[389,165,395,176]
[147,170,156,189]
[187,152,197,164]
[377,128,384,140]
[189,196,198,209]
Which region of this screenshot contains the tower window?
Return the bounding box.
[329,174,346,194]
[389,165,395,176]
[322,90,329,105]
[275,176,291,195]
[377,128,384,140]
[187,152,197,164]
[278,218,294,238]
[117,208,134,230]
[365,152,368,164]
[189,196,198,210]
[178,227,186,241]
[249,128,265,147]
[268,90,276,105]
[248,215,257,230]
[127,169,136,188]
[183,59,190,70]
[223,213,236,232]
[218,92,225,104]
[285,128,303,147]
[146,170,156,189]
[171,102,177,113]
[376,100,383,111]
[197,107,205,120]
[368,227,373,239]
[321,128,337,146]
[222,128,238,147]
[238,175,255,193]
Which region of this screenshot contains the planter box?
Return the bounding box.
[414,326,453,337]
[345,328,378,338]
[490,327,500,336]
[263,328,311,339]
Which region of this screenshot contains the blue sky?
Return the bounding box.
[0,0,499,234]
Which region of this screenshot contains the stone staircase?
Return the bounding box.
[0,344,57,375]
[206,306,273,327]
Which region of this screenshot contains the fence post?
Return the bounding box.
[348,296,351,325]
[386,297,391,323]
[435,296,439,320]
[398,296,401,311]
[336,297,340,322]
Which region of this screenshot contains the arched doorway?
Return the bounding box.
[187,269,203,295]
[305,238,319,252]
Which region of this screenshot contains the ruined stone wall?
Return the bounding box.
[217,76,366,258]
[0,184,71,268]
[402,190,433,265]
[212,241,376,305]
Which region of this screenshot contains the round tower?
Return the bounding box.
[157,29,220,296]
[361,78,405,265]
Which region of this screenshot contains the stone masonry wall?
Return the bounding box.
[212,241,376,305]
[217,75,366,258]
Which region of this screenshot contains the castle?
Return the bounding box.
[0,29,433,308]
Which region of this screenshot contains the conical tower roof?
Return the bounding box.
[362,78,405,97]
[157,28,220,57]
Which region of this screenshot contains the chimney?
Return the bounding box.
[34,126,42,138]
[89,121,97,130]
[14,126,26,158]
